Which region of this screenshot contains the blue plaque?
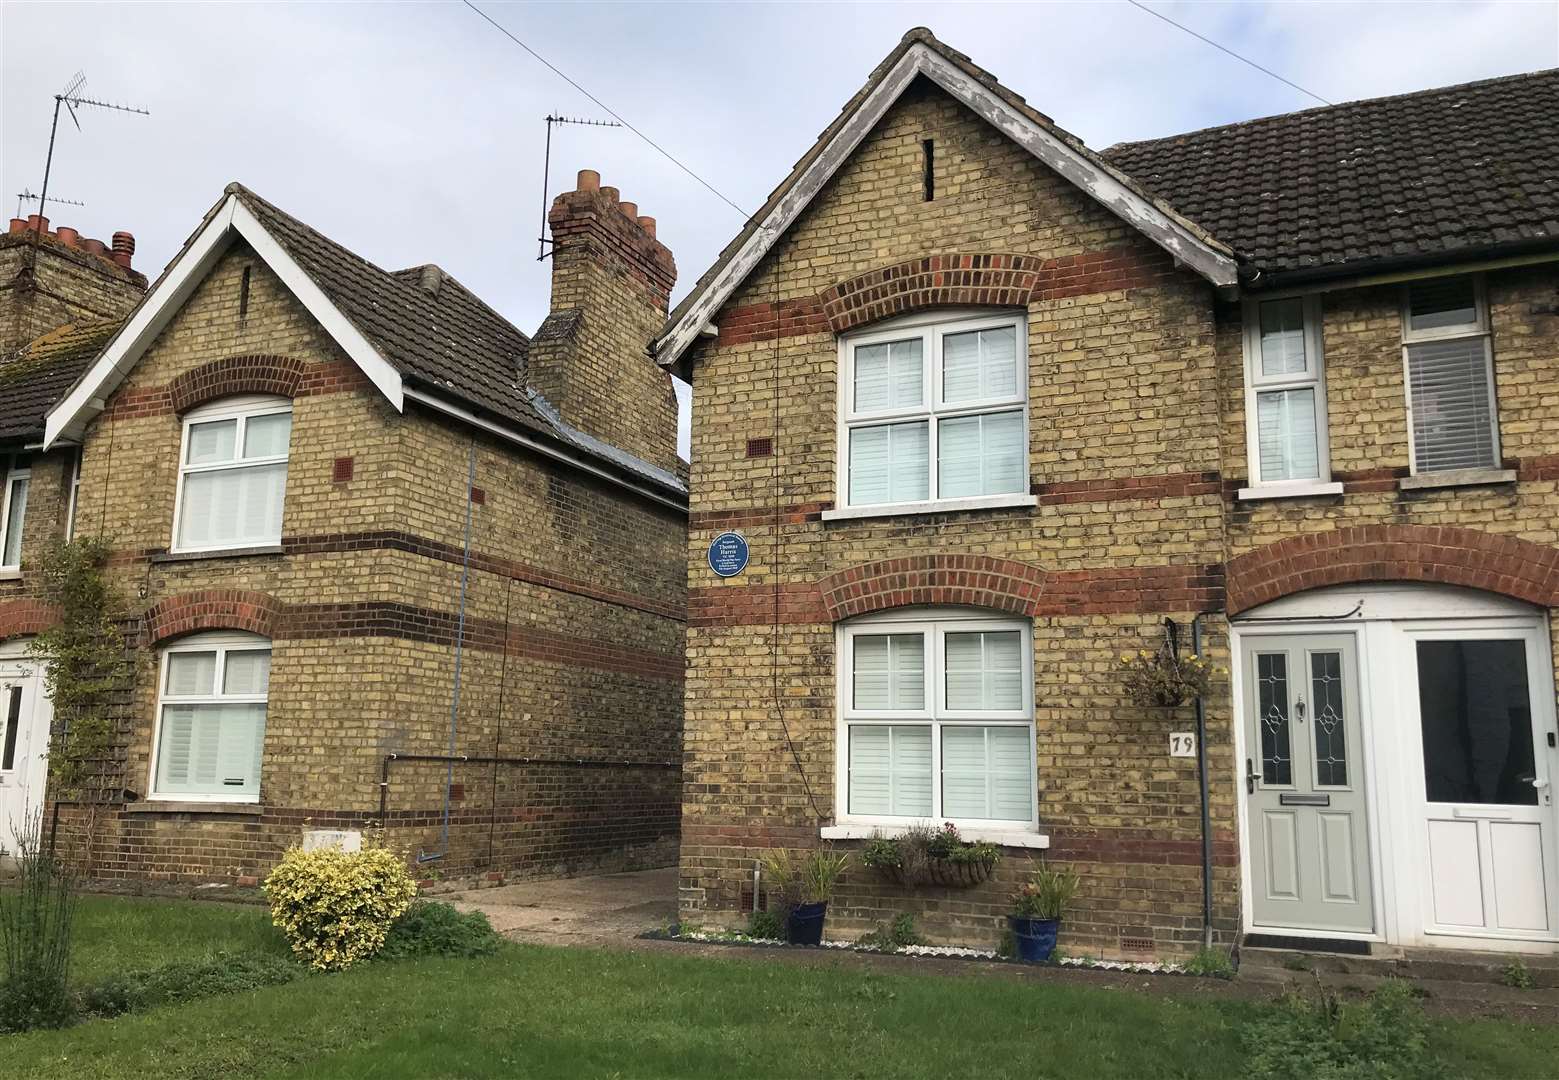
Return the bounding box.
[707,531,749,578]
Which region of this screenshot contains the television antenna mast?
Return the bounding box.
[537,114,620,261]
[16,189,85,219]
[34,71,149,237]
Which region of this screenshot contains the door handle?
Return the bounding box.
[1246,758,1258,795]
[1519,775,1550,790]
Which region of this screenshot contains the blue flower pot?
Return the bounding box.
[787,901,828,946]
[1009,915,1060,962]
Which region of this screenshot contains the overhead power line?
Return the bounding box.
[1125,0,1333,107]
[460,0,752,219]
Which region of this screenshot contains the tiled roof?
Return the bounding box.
[1104,68,1559,281]
[0,318,122,443]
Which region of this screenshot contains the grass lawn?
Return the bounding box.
[6,895,1559,1079]
[71,893,288,980]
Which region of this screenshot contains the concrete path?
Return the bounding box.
[450,866,677,945]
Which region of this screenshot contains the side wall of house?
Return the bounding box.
[681,80,1236,956]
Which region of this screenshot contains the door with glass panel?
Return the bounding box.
[1408,629,1558,939]
[840,613,1036,831]
[1243,634,1373,933]
[0,649,51,858]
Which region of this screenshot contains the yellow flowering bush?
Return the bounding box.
[262,846,417,970]
[1118,646,1220,707]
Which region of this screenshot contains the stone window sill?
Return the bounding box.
[820,494,1037,523]
[821,823,1050,849]
[151,545,284,564]
[1398,468,1517,492]
[1236,481,1344,502]
[123,800,262,816]
[0,568,21,581]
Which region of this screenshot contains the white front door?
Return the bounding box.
[1405,628,1559,941]
[0,649,51,857]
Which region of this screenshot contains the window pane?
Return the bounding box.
[1256,387,1320,482]
[848,724,932,816]
[1258,298,1308,376]
[942,726,1032,821]
[178,463,287,549]
[1417,640,1536,806]
[224,650,272,695]
[2,476,28,566]
[155,702,266,799]
[1407,338,1496,472]
[243,412,292,458]
[186,420,237,465]
[853,633,924,711]
[1311,651,1348,787]
[165,651,217,696]
[1256,652,1293,786]
[937,411,1024,498]
[853,339,923,412]
[943,325,1019,403]
[945,631,1024,710]
[848,422,928,505]
[1409,277,1478,333]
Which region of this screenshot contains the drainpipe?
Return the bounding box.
[1192,613,1215,949]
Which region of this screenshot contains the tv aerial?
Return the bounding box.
[537,114,621,261]
[33,71,149,234]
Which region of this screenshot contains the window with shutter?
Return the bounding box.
[151,632,270,801]
[1241,296,1332,489]
[1403,277,1499,473]
[839,313,1028,513]
[839,612,1035,830]
[173,396,292,552]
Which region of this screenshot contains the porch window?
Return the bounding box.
[150,631,270,801]
[839,611,1035,828]
[172,396,291,553]
[1241,296,1331,489]
[0,455,30,569]
[838,312,1028,513]
[1402,276,1500,473]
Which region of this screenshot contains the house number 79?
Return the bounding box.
[1169,732,1196,758]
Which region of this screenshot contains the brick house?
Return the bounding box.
[659,29,1559,957]
[1,173,687,884]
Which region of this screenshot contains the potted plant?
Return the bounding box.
[763,847,849,946]
[861,823,1000,887]
[1008,864,1079,963]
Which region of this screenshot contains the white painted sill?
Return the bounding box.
[1398,468,1517,492]
[126,799,262,815]
[821,823,1050,849]
[0,568,21,581]
[154,544,284,563]
[821,494,1038,522]
[1236,481,1344,502]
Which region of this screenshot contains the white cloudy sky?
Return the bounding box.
[4,1,1557,459]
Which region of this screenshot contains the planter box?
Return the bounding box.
[878,857,996,889]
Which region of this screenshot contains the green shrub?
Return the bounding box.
[1245,978,1431,1080]
[746,910,786,941]
[263,845,417,970]
[76,952,303,1018]
[760,847,850,905]
[1183,945,1235,979]
[1502,957,1534,990]
[856,913,925,951]
[861,825,999,876]
[0,816,77,1033]
[378,902,501,960]
[1011,865,1080,920]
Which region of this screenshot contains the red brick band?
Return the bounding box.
[820,253,1044,334]
[145,589,282,643]
[1227,524,1559,614]
[0,598,61,641]
[821,554,1046,620]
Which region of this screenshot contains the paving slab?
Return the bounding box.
[451,865,676,943]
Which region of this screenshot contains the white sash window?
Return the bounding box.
[0,455,30,570]
[837,312,1029,515]
[1402,276,1500,474]
[173,396,292,553]
[1241,296,1332,491]
[150,632,270,802]
[839,611,1036,829]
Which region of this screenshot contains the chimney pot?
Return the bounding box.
[112,231,136,257]
[56,226,79,248]
[637,216,656,239]
[599,186,620,205]
[8,218,26,235]
[618,201,638,220]
[26,215,49,234]
[576,169,600,193]
[83,238,107,256]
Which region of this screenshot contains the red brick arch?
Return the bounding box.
[819,253,1042,334]
[820,555,1047,621]
[0,598,61,641]
[168,355,306,414]
[1227,525,1559,615]
[144,590,282,644]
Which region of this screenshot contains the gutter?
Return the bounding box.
[1240,240,1559,294]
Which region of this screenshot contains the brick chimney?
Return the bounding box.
[2,217,146,352]
[529,169,679,471]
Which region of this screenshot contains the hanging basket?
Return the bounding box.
[880,856,997,889]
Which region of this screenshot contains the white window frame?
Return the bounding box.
[0,454,31,571]
[828,310,1034,519]
[170,394,292,554]
[64,448,81,542]
[1399,274,1501,475]
[147,630,271,803]
[1240,294,1338,496]
[834,608,1039,833]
